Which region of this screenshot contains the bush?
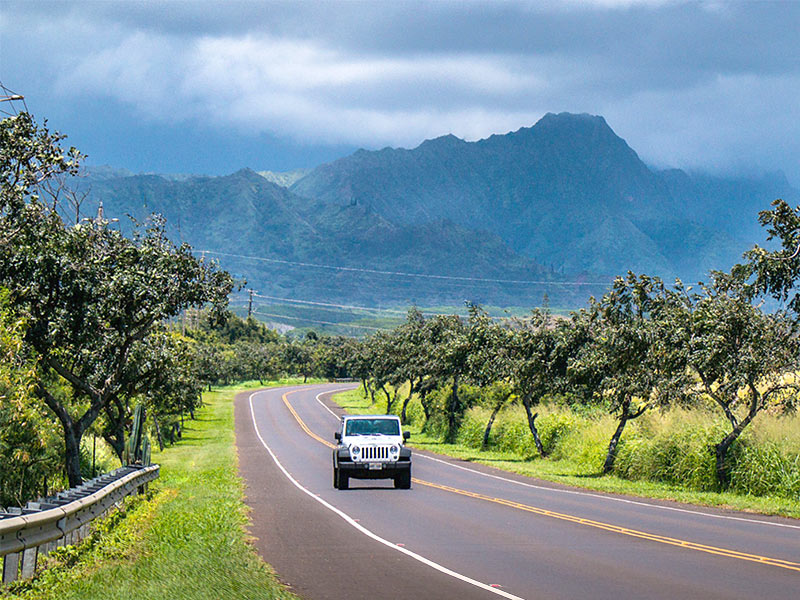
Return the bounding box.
[537,412,580,456]
[613,421,723,491]
[730,442,800,499]
[455,409,487,449]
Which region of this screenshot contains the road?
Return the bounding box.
[235,383,800,600]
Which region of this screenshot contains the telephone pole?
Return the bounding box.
[248,289,255,318]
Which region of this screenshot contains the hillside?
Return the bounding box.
[292,113,798,280]
[79,169,580,308]
[78,112,798,312]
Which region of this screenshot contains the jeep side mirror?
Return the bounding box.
[403,431,411,441]
[334,432,342,441]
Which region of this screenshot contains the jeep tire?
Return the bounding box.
[335,468,349,490]
[394,470,411,489]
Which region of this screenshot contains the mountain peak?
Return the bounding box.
[417,133,466,150]
[534,112,612,135]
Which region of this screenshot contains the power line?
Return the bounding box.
[250,309,389,331]
[249,292,439,316]
[195,249,609,287]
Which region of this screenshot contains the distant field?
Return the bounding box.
[229,300,566,336]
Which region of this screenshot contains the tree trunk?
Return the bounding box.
[361,378,368,398]
[521,393,545,457]
[482,396,507,449]
[380,384,398,415]
[38,385,84,487]
[419,389,432,422]
[153,416,165,451]
[103,432,125,464]
[715,412,755,487]
[603,397,631,474]
[64,423,83,488]
[401,380,416,424]
[446,374,460,442]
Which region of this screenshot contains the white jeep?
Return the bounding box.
[333,415,412,489]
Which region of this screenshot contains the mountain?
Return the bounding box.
[78,112,798,311]
[292,113,798,281]
[257,169,310,188]
[78,169,577,308]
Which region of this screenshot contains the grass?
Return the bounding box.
[3,378,315,600]
[334,386,800,519]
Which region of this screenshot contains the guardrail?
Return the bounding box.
[0,464,159,585]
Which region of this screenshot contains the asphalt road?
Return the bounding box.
[235,383,800,600]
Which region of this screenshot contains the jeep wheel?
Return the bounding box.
[394,471,411,489]
[336,469,349,490]
[333,467,339,489]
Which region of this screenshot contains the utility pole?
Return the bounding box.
[248,289,254,318]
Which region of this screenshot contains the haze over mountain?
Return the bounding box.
[291,112,797,281]
[81,112,797,309]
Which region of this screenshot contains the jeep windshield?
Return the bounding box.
[345,418,400,436]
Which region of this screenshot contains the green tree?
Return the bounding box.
[464,306,516,449]
[426,314,471,441]
[0,290,62,505]
[667,278,800,486]
[733,199,800,315]
[570,274,676,474]
[0,112,233,486]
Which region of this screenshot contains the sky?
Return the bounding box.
[1,0,799,185]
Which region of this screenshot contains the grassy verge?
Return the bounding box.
[3,378,316,600]
[334,387,800,519]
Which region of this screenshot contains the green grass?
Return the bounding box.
[334,387,800,519]
[3,379,313,600]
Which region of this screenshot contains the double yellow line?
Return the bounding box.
[280,390,800,574]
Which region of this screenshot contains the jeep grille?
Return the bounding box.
[360,446,390,461]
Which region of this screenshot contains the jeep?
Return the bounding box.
[332,415,412,489]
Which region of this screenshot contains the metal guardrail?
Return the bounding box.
[0,464,159,584]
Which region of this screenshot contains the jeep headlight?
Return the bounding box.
[350,445,361,457]
[389,445,399,457]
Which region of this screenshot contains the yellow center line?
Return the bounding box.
[278,390,800,574]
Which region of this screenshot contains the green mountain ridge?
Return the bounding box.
[78,112,798,310]
[78,168,575,308]
[291,112,798,281]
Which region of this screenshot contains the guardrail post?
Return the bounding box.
[20,547,37,579]
[2,552,19,584]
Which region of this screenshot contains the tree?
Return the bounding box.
[465,306,515,449]
[570,273,677,474]
[426,314,471,441]
[0,289,62,506]
[365,330,406,415]
[505,308,561,457]
[733,199,800,315]
[668,278,800,486]
[394,307,432,423]
[282,339,314,382]
[0,112,233,486]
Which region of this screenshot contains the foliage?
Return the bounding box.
[0,289,63,506]
[0,111,233,487]
[734,199,800,315]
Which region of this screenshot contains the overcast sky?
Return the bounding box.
[2,0,799,184]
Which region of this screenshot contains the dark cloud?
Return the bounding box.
[2,0,798,183]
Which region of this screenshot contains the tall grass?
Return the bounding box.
[444,402,800,500]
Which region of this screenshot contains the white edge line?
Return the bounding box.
[315,389,800,531]
[249,389,526,600]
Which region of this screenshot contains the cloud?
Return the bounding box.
[3,0,799,182]
[56,30,549,146]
